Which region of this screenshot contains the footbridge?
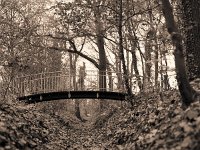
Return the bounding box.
[11,69,128,103]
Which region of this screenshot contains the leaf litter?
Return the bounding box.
[0,90,200,149]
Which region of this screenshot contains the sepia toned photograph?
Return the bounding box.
[0,0,200,149]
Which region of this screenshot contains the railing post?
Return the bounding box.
[21,78,23,97]
[40,74,42,93]
[54,74,59,91]
[69,67,71,91]
[96,72,100,91]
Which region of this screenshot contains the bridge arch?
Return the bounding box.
[11,70,127,103]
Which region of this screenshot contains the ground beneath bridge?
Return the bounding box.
[1,91,200,150]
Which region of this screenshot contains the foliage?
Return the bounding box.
[1,91,200,149]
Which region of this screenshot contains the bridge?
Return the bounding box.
[10,69,128,103]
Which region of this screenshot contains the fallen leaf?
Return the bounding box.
[181,137,191,148]
[186,110,198,120]
[179,121,193,132]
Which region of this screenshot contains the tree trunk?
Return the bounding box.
[133,31,145,91]
[115,54,123,91]
[118,0,134,105]
[161,0,199,106]
[94,4,107,92]
[125,14,142,91]
[147,0,159,90]
[154,39,159,89]
[69,48,83,120]
[163,49,170,90]
[93,4,107,111]
[106,58,114,91]
[180,0,200,81]
[144,39,152,91]
[75,100,82,121]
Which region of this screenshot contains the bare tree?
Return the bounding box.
[161,0,200,106]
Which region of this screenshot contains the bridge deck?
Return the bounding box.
[18,91,127,103]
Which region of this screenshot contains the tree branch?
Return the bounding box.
[48,46,99,69]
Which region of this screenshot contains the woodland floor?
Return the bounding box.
[1,90,200,150]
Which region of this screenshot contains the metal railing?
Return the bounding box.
[11,70,126,97]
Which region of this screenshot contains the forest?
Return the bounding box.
[0,0,200,149]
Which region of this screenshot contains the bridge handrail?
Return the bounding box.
[14,70,141,79]
[11,70,131,98]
